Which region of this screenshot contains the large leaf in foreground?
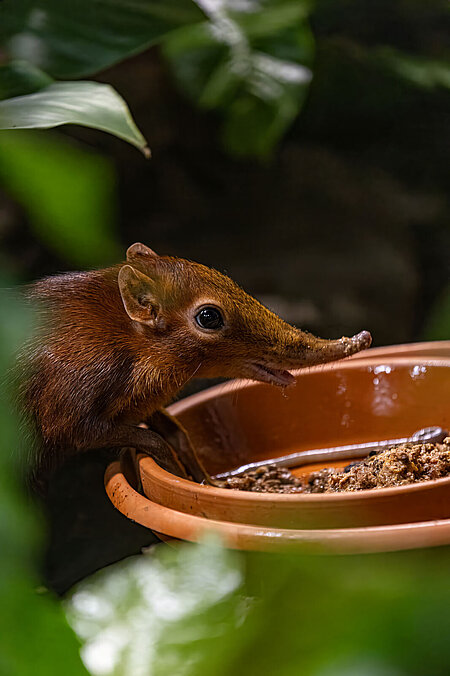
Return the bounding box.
[0,0,203,78]
[67,542,246,676]
[0,81,149,154]
[66,540,450,676]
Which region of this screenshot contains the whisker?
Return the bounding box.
[177,360,203,390]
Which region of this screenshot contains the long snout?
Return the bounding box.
[301,329,372,364]
[249,328,372,387]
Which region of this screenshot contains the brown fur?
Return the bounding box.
[19,243,371,480]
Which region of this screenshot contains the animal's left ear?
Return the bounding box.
[126,242,158,262]
[118,265,160,326]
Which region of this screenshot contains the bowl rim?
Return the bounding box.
[143,356,450,502]
[139,458,450,503]
[106,461,450,554]
[349,339,450,359]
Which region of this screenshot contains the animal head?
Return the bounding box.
[118,243,372,386]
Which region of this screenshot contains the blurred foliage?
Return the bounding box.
[67,539,450,676]
[0,0,315,157]
[424,285,450,341]
[376,48,450,91]
[1,0,449,156]
[0,283,88,675]
[162,1,314,157]
[0,61,52,99]
[67,541,245,676]
[0,131,121,267]
[0,0,203,77]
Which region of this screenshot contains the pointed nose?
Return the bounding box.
[304,329,372,364]
[346,330,372,353]
[354,330,372,346]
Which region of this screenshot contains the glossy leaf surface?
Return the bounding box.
[0,81,149,154]
[0,0,203,78]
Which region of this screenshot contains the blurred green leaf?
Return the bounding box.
[0,60,53,100]
[234,1,311,39]
[0,131,121,266]
[0,0,314,157]
[377,47,450,90]
[67,538,450,676]
[0,0,204,78]
[0,81,149,154]
[67,540,246,676]
[0,286,88,676]
[163,1,314,158]
[423,285,450,340]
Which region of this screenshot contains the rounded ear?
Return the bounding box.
[118,265,159,325]
[126,242,158,261]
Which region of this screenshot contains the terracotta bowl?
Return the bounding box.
[105,464,450,554]
[106,351,450,552]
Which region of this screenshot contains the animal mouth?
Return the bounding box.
[251,363,296,387]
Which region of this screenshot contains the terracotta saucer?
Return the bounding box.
[106,461,450,554]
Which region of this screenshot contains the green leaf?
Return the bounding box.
[0,60,53,100]
[163,2,314,158]
[423,285,450,340]
[66,540,246,676]
[0,0,315,158]
[0,131,122,267]
[0,80,149,155]
[222,88,306,158]
[235,1,311,40]
[376,47,450,90]
[0,287,88,676]
[0,0,204,78]
[66,539,450,676]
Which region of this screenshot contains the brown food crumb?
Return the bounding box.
[221,437,450,494]
[220,464,303,493]
[304,439,450,493]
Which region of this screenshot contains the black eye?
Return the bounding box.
[195,306,224,330]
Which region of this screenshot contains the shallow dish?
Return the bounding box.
[106,461,450,554]
[133,357,450,530]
